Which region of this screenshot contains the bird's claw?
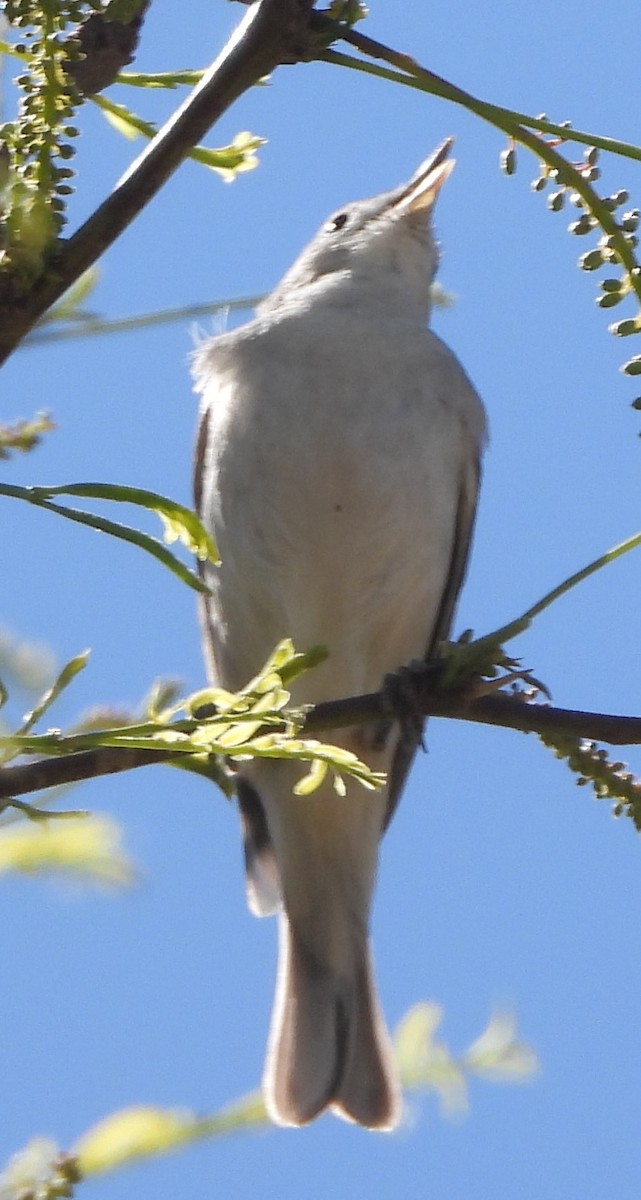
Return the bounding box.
[381,660,430,752]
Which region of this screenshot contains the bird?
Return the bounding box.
[192,138,487,1131]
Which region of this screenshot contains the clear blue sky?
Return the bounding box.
[3,2,641,1197]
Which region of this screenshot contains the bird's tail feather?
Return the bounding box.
[263,913,401,1130]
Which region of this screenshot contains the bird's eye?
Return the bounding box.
[326,211,349,233]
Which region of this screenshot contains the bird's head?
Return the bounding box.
[259,138,455,323]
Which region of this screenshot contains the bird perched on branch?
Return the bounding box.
[193,138,487,1131]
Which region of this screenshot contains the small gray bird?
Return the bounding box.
[193,138,487,1131]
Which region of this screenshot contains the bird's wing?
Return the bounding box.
[193,402,220,681]
[384,444,482,829]
[193,399,208,517]
[194,396,282,916]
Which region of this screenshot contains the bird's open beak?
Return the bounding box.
[393,137,455,214]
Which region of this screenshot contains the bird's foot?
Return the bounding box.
[381,660,433,753]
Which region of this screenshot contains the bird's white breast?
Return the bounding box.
[196,307,485,704]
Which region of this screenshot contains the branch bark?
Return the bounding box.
[0,0,316,364]
[2,682,641,802]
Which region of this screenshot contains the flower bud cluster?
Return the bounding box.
[521,136,641,404]
[1,2,102,279]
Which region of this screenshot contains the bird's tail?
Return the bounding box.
[263,911,401,1130]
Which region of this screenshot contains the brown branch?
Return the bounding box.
[0,0,316,364]
[310,688,641,745]
[2,683,641,802]
[0,747,162,802]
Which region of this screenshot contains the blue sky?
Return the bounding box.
[2,2,641,1197]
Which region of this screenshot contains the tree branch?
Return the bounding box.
[0,747,162,802]
[2,681,641,803]
[0,0,315,364]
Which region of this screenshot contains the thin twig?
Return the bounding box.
[24,295,263,347]
[1,685,641,802]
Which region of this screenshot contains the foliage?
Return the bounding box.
[0,640,383,794]
[0,3,263,293]
[540,733,641,830]
[0,0,91,283]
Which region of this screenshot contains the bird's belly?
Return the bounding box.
[206,368,464,703]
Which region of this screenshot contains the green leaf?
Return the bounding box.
[73,1093,268,1176]
[93,94,265,180]
[189,132,266,181]
[117,68,204,89]
[293,757,328,795]
[1,649,89,767]
[394,1002,468,1115]
[463,1011,540,1081]
[0,798,89,823]
[74,1106,198,1174]
[19,650,89,736]
[0,481,215,593]
[28,482,218,564]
